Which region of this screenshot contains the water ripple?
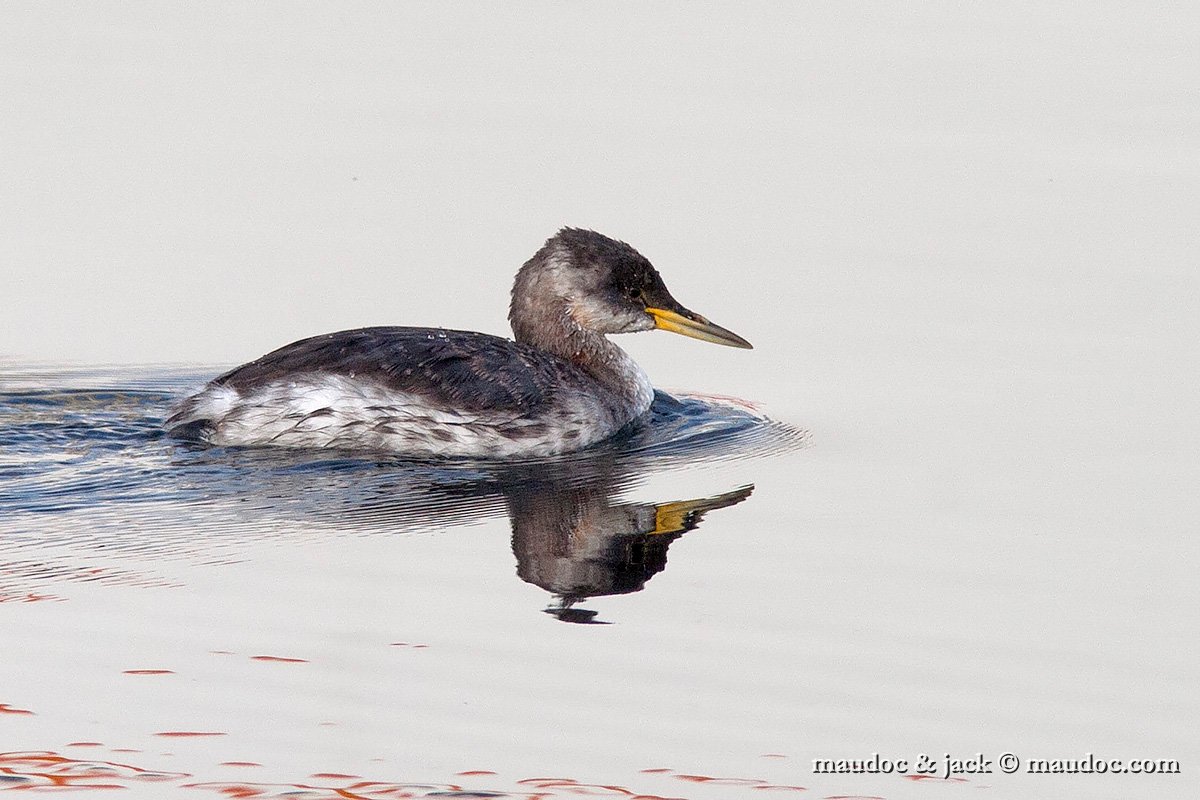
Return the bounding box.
[1,366,805,608]
[1,367,804,522]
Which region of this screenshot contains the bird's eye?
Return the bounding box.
[627,286,643,301]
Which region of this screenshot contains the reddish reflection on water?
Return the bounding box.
[519,776,639,793]
[0,591,63,603]
[902,775,967,784]
[674,774,765,785]
[0,751,187,791]
[636,771,806,793]
[0,750,841,799]
[188,777,686,799]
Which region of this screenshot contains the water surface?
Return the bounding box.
[3,359,1194,800]
[3,4,1199,798]
[2,367,823,798]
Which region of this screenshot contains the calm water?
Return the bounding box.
[3,367,823,798]
[2,352,1195,800]
[4,4,1199,799]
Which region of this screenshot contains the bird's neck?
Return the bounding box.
[515,301,649,403]
[509,252,652,413]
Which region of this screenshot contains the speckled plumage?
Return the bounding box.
[166,228,746,457]
[167,326,651,456]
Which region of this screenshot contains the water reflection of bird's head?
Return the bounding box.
[503,469,753,619]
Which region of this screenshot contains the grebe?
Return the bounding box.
[166,228,751,457]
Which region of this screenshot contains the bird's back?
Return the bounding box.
[166,326,647,457]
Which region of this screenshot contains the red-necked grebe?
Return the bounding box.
[166,228,751,457]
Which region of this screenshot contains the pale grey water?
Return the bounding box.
[2,4,1199,799]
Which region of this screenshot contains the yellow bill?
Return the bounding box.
[646,307,753,349]
[651,485,755,535]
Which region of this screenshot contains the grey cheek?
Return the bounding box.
[622,314,656,333]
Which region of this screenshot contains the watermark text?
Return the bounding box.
[812,752,1180,779]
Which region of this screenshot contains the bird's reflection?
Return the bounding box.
[4,388,804,620]
[246,443,755,623]
[502,467,752,623]
[161,390,778,620]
